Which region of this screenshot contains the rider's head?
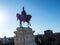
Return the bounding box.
[21,7,27,16]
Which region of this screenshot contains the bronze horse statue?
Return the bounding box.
[16,10,32,27]
[16,7,32,27]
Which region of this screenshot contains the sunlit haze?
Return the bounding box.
[0,12,6,24]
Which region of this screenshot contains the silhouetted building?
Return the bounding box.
[35,30,60,45]
[44,30,60,45]
[0,36,14,45]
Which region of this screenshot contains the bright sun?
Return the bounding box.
[0,7,7,24]
[0,12,6,24]
[0,15,4,23]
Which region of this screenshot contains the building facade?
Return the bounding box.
[44,30,60,45]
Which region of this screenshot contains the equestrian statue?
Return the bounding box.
[16,7,32,27]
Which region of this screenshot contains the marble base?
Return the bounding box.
[14,27,37,45]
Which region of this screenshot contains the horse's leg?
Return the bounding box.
[29,22,31,26]
[19,21,21,27]
[20,21,22,27]
[28,22,30,28]
[28,22,29,28]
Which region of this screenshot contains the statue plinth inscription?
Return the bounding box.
[14,27,37,45]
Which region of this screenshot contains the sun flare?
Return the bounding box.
[0,15,4,22]
[0,7,8,24]
[0,12,6,24]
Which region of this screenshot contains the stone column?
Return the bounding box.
[14,27,37,45]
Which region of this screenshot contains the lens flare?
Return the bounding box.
[0,12,6,24]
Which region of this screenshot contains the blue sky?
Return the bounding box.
[0,0,60,37]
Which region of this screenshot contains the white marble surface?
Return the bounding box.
[14,27,37,45]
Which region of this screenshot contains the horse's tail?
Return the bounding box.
[16,13,20,21]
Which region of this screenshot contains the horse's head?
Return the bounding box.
[25,14,32,22]
[27,14,32,19]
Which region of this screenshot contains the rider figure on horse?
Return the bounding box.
[21,7,26,17]
[16,7,32,27]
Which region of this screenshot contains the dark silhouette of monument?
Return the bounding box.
[16,7,32,27]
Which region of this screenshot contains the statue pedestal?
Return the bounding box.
[14,27,37,45]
